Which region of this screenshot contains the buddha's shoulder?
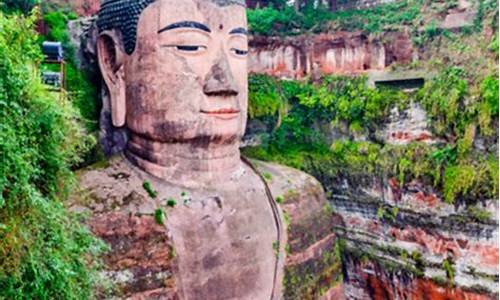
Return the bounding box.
[70,154,161,215]
[249,159,336,255]
[248,159,327,210]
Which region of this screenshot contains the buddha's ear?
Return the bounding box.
[97,30,126,127]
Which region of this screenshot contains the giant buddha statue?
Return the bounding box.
[72,0,339,299]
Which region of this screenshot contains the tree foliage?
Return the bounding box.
[0,11,106,299]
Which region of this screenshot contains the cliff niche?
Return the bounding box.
[249,31,414,79]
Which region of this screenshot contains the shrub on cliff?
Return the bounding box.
[247,0,422,36]
[0,11,105,299]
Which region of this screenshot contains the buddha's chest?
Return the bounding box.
[167,185,279,300]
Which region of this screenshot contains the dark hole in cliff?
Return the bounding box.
[375,78,425,90]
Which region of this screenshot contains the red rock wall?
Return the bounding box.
[248,31,414,79]
[71,0,100,16]
[345,260,496,300]
[89,213,178,299]
[44,0,101,16]
[318,166,498,300]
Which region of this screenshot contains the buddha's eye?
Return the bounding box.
[230,48,248,56]
[162,44,207,54]
[176,45,206,52]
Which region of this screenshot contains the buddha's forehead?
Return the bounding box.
[155,0,247,31]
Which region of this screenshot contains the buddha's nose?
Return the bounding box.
[203,51,239,97]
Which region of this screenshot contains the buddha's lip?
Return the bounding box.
[200,108,240,119]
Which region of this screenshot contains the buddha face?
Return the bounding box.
[98,0,248,145]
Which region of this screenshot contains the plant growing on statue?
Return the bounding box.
[155,208,166,225]
[166,198,177,207]
[272,241,279,257]
[143,181,158,198]
[263,172,273,181]
[169,245,177,259]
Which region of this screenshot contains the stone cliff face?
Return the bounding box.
[249,32,414,79]
[244,102,498,299]
[303,104,499,300]
[332,185,498,300]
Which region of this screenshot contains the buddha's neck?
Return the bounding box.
[125,134,242,188]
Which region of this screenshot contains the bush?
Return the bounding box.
[0,11,105,299]
[417,67,469,138]
[248,74,283,118]
[297,75,409,134]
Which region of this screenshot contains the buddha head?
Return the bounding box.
[97,0,248,157]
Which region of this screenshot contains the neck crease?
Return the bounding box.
[125,134,242,188]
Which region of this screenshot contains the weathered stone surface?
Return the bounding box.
[440,11,477,30]
[72,155,280,299]
[328,177,499,299]
[68,16,98,69]
[249,32,414,79]
[380,102,439,146]
[72,156,343,299]
[90,213,178,299]
[345,260,496,300]
[253,160,336,251]
[319,283,347,300]
[252,160,344,299]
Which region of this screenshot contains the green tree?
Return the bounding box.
[0,11,106,299]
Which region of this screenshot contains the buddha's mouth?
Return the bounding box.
[201,108,240,120]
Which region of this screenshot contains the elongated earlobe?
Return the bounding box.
[97,30,126,127]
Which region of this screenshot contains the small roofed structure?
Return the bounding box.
[42,41,64,61]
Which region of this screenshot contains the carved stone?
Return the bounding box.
[72,0,340,299]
